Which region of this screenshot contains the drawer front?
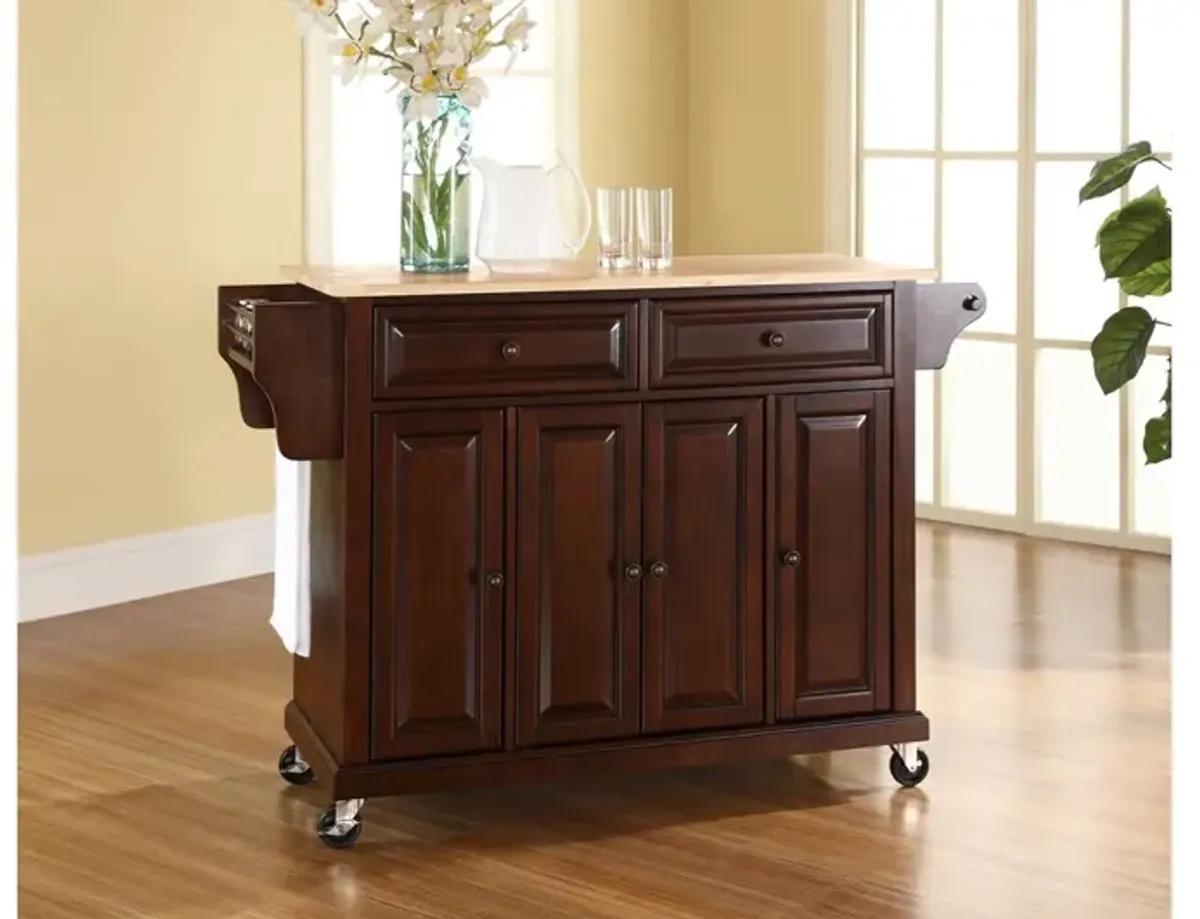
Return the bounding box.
[374,301,638,398]
[650,294,891,388]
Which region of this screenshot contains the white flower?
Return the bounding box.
[501,6,534,72]
[289,0,340,34]
[333,16,390,85]
[294,0,339,16]
[372,0,415,31]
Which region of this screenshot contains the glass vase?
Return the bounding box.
[400,93,472,273]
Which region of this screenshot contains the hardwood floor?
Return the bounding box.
[18,524,1171,918]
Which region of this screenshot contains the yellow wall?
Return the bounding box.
[577,0,830,257]
[686,0,829,254]
[18,0,829,557]
[18,0,301,554]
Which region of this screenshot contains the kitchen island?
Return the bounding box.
[217,255,984,848]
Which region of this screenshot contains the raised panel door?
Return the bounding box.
[372,409,505,759]
[642,399,765,733]
[515,404,643,747]
[776,391,892,720]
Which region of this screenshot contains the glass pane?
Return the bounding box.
[1127,162,1175,345]
[330,73,403,266]
[1036,348,1121,530]
[942,341,1017,515]
[1130,0,1173,151]
[861,158,935,270]
[1034,161,1120,341]
[1132,354,1171,536]
[942,0,1018,151]
[471,75,555,166]
[1036,0,1122,153]
[862,0,936,150]
[916,370,935,504]
[942,160,1018,334]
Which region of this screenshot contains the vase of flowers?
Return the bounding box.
[291,0,536,273]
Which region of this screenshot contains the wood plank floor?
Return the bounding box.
[18,524,1171,918]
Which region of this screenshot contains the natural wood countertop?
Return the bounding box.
[282,255,936,299]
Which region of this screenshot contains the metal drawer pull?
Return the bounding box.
[782,550,801,568]
[765,331,785,348]
[501,341,521,361]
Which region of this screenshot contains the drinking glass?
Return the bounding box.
[595,188,635,269]
[636,187,674,270]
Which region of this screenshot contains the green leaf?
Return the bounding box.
[1144,411,1171,464]
[1143,356,1172,464]
[1095,187,1171,280]
[1090,306,1157,395]
[1079,141,1158,202]
[1118,257,1172,297]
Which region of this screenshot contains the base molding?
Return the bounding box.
[18,514,274,622]
[284,700,930,801]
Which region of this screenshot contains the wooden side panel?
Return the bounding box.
[776,391,892,720]
[892,282,919,712]
[642,399,765,733]
[371,409,506,760]
[515,405,642,747]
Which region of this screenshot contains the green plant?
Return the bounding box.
[1079,141,1172,464]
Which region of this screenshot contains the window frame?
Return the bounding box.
[829,0,1171,554]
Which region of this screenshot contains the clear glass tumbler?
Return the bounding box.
[596,188,635,269]
[636,187,674,270]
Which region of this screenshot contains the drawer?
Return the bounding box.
[650,294,891,388]
[374,300,638,398]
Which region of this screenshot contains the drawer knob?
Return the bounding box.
[782,550,801,568]
[649,561,669,579]
[766,331,786,348]
[624,563,644,582]
[485,572,505,589]
[501,341,521,361]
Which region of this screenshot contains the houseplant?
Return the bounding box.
[1079,141,1172,463]
[291,0,536,272]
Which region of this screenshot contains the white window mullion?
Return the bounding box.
[1118,0,1134,536]
[1017,0,1037,529]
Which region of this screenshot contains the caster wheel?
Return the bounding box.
[889,748,930,788]
[277,744,315,787]
[317,804,364,849]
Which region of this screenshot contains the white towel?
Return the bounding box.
[270,449,312,657]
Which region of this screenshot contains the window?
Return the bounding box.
[854,0,1172,551]
[301,0,578,266]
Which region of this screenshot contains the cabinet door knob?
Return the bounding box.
[649,561,669,579]
[624,563,644,582]
[782,550,801,568]
[766,331,785,348]
[501,341,521,361]
[485,572,505,589]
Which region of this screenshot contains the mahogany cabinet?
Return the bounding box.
[217,258,985,848]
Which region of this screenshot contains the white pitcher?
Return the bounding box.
[474,152,592,274]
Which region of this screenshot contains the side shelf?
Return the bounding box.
[217,284,346,460]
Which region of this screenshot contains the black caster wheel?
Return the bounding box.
[277,744,315,787]
[888,748,930,788]
[317,804,364,849]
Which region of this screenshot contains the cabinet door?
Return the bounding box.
[515,404,642,747]
[372,410,505,760]
[776,391,892,720]
[643,399,765,733]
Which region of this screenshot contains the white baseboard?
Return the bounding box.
[18,514,275,623]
